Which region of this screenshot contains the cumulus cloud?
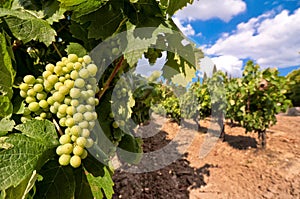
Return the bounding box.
[211,55,243,77]
[174,0,246,22]
[173,17,195,36]
[205,8,300,68]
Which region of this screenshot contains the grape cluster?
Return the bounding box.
[19,54,99,168]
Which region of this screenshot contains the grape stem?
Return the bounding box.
[97,56,125,101]
[53,118,64,136]
[52,42,62,58]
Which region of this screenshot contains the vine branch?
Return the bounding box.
[97,56,125,101]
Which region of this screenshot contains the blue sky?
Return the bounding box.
[173,0,300,77]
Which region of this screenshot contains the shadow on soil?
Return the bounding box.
[224,134,258,150]
[112,130,215,199]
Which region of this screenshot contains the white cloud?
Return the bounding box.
[173,17,195,36]
[135,52,167,77]
[174,0,246,22]
[205,8,300,68]
[211,55,243,77]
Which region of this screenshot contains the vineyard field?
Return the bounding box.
[112,114,300,198]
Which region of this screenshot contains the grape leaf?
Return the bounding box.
[44,0,66,25]
[65,42,87,57]
[34,160,75,199]
[159,0,193,16]
[0,96,13,119]
[87,167,114,199]
[124,24,172,67]
[2,170,38,199]
[0,32,15,99]
[0,0,13,9]
[0,8,56,46]
[0,118,15,136]
[117,134,143,164]
[0,119,59,190]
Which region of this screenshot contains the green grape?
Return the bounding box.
[70,125,82,136]
[112,47,119,56]
[59,154,71,166]
[83,55,92,64]
[66,106,75,116]
[59,117,66,126]
[56,145,64,156]
[87,64,97,76]
[57,112,66,119]
[59,134,71,145]
[52,92,64,102]
[47,96,55,105]
[81,129,90,138]
[80,149,88,159]
[36,77,44,84]
[70,155,81,168]
[43,80,53,91]
[40,112,47,119]
[61,57,68,64]
[50,105,57,114]
[45,63,55,72]
[79,68,89,79]
[54,65,63,75]
[85,105,93,112]
[79,121,89,129]
[74,62,82,70]
[36,92,47,100]
[58,85,69,96]
[28,102,40,112]
[73,145,84,156]
[71,135,78,142]
[83,112,93,121]
[70,70,79,80]
[73,113,83,123]
[25,96,36,104]
[65,117,75,127]
[74,78,85,88]
[81,91,89,99]
[42,70,52,79]
[89,121,96,129]
[58,104,68,114]
[27,89,36,97]
[76,105,86,113]
[59,76,66,83]
[68,54,78,63]
[19,83,29,91]
[71,99,80,107]
[86,97,95,106]
[20,90,27,98]
[65,74,70,80]
[76,137,87,147]
[86,90,95,97]
[39,100,48,109]
[47,75,59,85]
[54,82,64,90]
[66,62,74,71]
[23,75,36,84]
[85,138,94,148]
[70,88,81,98]
[95,98,99,106]
[109,112,114,118]
[112,121,119,128]
[64,96,72,105]
[62,143,73,154]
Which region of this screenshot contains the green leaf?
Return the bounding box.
[44,1,66,25]
[0,32,15,99]
[0,96,13,119]
[34,160,75,199]
[74,167,93,199]
[65,43,87,57]
[0,119,58,190]
[2,170,38,199]
[117,134,142,164]
[159,0,193,16]
[15,119,59,147]
[0,8,56,46]
[0,118,15,136]
[87,167,114,199]
[0,0,13,8]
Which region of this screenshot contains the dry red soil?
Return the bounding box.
[112,115,300,199]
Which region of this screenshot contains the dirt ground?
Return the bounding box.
[112,115,300,199]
